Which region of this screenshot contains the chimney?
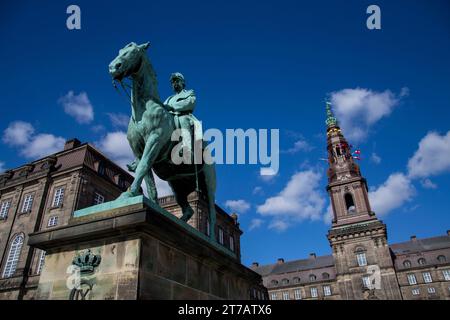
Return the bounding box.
[251,262,259,268]
[64,138,81,151]
[410,235,417,241]
[309,253,316,259]
[277,258,284,264]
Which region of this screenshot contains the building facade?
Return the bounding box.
[252,103,450,300]
[0,139,242,300]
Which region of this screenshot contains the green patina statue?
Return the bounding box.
[108,42,216,240]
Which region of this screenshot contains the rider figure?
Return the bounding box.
[164,72,200,160]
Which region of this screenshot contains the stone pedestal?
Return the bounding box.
[28,196,266,300]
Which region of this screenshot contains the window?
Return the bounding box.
[48,216,59,227]
[218,227,224,245]
[98,162,105,176]
[93,192,105,205]
[356,252,367,266]
[407,274,417,285]
[412,288,420,296]
[309,274,316,282]
[344,193,356,213]
[437,255,446,263]
[270,293,277,300]
[422,272,433,283]
[37,251,46,274]
[21,194,34,213]
[270,280,279,286]
[443,269,450,281]
[293,277,301,284]
[3,235,24,278]
[403,260,412,268]
[0,200,11,220]
[323,285,332,296]
[52,187,65,207]
[206,218,210,236]
[418,258,426,265]
[229,235,235,252]
[310,287,318,298]
[362,276,372,289]
[427,287,436,294]
[281,278,289,285]
[282,291,289,300]
[294,289,302,300]
[322,272,330,280]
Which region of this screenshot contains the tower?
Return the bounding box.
[324,102,401,300]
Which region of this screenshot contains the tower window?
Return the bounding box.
[356,252,367,266]
[344,193,356,213]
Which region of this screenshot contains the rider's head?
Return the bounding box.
[170,72,185,93]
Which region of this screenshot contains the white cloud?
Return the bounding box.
[249,218,264,231]
[421,178,437,189]
[323,203,333,224]
[257,170,325,230]
[252,186,263,195]
[25,134,65,159]
[2,121,34,146]
[0,161,5,173]
[268,220,289,232]
[225,199,251,213]
[96,131,172,197]
[407,131,450,179]
[330,88,406,142]
[107,113,130,128]
[368,173,415,216]
[283,139,314,154]
[2,121,65,159]
[370,152,381,164]
[59,91,94,124]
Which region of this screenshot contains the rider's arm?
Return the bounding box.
[171,91,196,113]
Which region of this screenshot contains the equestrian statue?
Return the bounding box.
[108,42,217,240]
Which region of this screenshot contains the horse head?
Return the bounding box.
[109,42,150,81]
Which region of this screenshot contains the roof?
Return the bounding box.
[390,235,450,255]
[254,255,334,276]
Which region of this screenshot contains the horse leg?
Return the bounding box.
[144,170,158,202]
[128,133,162,202]
[169,181,194,222]
[202,163,217,240]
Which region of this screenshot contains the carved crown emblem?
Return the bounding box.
[72,249,101,274]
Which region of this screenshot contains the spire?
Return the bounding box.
[325,101,338,128]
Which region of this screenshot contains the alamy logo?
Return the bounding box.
[366,264,382,289]
[66,5,81,30]
[366,5,381,30]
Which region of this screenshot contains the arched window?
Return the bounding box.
[293,277,301,284]
[418,258,426,265]
[403,260,412,268]
[322,272,330,280]
[437,255,446,263]
[281,278,289,285]
[309,274,316,282]
[2,234,24,278]
[270,280,279,286]
[344,193,356,213]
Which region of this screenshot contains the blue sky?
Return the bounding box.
[1,0,450,266]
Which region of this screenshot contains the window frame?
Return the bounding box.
[48,216,59,227]
[21,193,34,213]
[356,252,368,267]
[37,250,46,274]
[442,269,450,281]
[282,291,289,300]
[294,289,302,300]
[323,285,332,296]
[52,186,65,208]
[407,273,417,285]
[0,200,12,220]
[218,227,224,245]
[93,192,105,205]
[229,235,235,252]
[422,272,433,283]
[2,234,24,278]
[310,287,318,298]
